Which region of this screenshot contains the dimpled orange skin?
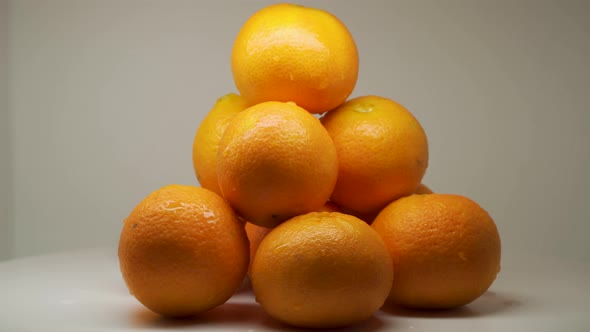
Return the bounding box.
[118,185,249,317]
[251,212,393,328]
[217,101,338,228]
[192,93,249,195]
[371,194,502,309]
[321,95,429,216]
[231,3,359,114]
[244,201,341,277]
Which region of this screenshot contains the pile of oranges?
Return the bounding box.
[118,3,501,329]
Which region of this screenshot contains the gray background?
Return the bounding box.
[1,0,589,262]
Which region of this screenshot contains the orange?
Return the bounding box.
[231,3,358,114]
[192,93,249,195]
[217,101,338,228]
[251,212,393,328]
[321,95,429,216]
[340,208,380,225]
[244,221,272,277]
[316,201,341,213]
[244,201,342,277]
[118,185,249,317]
[371,194,501,309]
[415,183,433,194]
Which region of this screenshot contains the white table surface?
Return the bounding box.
[0,247,588,331]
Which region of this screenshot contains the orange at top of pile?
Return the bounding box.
[119,3,501,329]
[231,3,359,114]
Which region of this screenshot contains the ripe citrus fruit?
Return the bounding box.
[118,184,249,317]
[244,221,272,277]
[244,201,341,277]
[340,208,380,225]
[321,95,429,216]
[231,3,359,114]
[371,194,501,309]
[316,201,342,213]
[415,183,433,194]
[192,93,249,195]
[217,101,338,228]
[251,212,393,328]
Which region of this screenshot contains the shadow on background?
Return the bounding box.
[131,302,261,329]
[258,313,386,332]
[131,297,389,331]
[381,290,524,319]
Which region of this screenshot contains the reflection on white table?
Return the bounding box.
[0,248,588,331]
